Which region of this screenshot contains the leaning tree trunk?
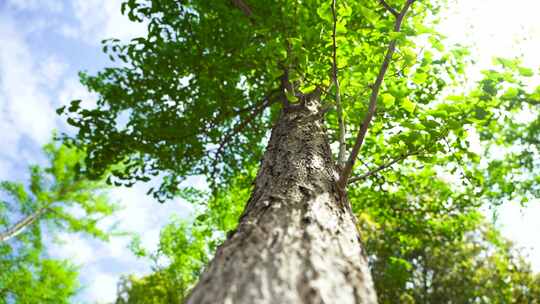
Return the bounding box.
[187,94,378,304]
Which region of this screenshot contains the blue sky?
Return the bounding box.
[0,0,539,303]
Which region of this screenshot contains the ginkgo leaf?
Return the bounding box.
[401,98,416,113]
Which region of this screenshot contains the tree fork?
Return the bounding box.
[186,93,377,303]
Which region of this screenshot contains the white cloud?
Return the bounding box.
[0,117,20,160]
[0,5,185,304]
[48,232,99,265]
[0,12,186,302]
[58,77,97,107]
[0,158,15,181]
[38,56,68,89]
[82,272,119,303]
[0,16,57,146]
[5,0,64,13]
[65,0,147,44]
[108,185,193,248]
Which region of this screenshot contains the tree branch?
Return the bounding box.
[331,0,347,167]
[231,0,253,18]
[209,92,278,185]
[338,0,415,190]
[280,70,293,108]
[279,69,309,111]
[348,151,419,184]
[378,0,399,17]
[0,207,49,243]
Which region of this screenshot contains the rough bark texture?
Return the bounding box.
[187,95,377,304]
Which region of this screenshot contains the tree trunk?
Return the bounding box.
[187,94,377,304]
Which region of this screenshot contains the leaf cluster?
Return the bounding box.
[0,141,119,303]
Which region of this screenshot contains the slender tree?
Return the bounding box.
[0,141,118,303]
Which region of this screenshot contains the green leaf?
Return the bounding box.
[401,98,416,113]
[389,31,407,42]
[316,2,332,22]
[381,93,396,108]
[518,67,534,77]
[413,72,428,85]
[56,106,66,115]
[338,4,352,17]
[502,87,519,99]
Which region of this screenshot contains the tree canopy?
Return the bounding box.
[58,0,463,199]
[58,0,540,206]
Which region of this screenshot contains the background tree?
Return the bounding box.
[114,172,252,303]
[354,170,540,303]
[58,0,540,302]
[115,168,540,304]
[0,141,118,303]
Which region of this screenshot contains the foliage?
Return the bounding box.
[0,141,118,303]
[0,258,79,304]
[115,172,253,303]
[115,168,540,303]
[353,170,540,303]
[57,0,470,201]
[57,0,540,207]
[115,271,184,304]
[361,213,540,303]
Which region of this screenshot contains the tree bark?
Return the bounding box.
[187,95,377,304]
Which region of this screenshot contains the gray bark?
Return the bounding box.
[187,94,377,304]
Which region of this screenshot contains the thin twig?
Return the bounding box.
[338,0,415,189]
[209,92,278,186]
[213,96,276,159]
[379,0,399,17]
[348,151,419,184]
[331,0,346,167]
[359,157,374,171]
[442,136,476,186]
